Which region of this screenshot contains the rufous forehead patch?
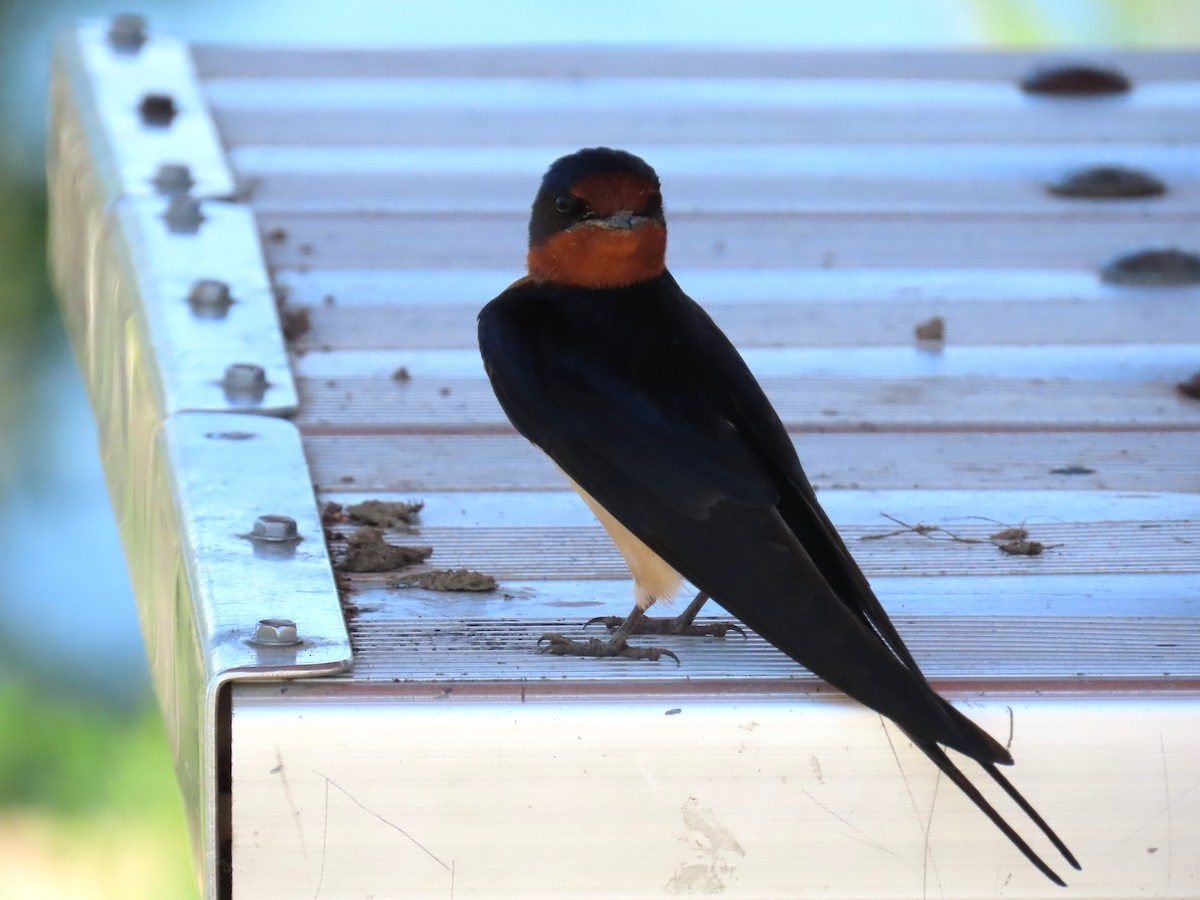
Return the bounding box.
[571,171,658,216]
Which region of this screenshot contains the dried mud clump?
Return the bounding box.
[346,499,424,529]
[996,539,1046,556]
[990,526,1056,556]
[322,501,348,525]
[990,527,1028,542]
[339,526,432,573]
[914,315,945,342]
[280,305,311,341]
[391,568,498,592]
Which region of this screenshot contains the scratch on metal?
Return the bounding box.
[313,776,329,900]
[272,748,312,886]
[923,770,944,900]
[800,788,894,855]
[881,717,943,894]
[313,769,453,874]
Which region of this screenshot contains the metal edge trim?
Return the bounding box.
[159,412,352,898]
[48,26,342,898]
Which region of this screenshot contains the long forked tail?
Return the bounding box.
[905,732,1081,887]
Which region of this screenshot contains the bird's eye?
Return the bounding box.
[644,191,663,215]
[553,194,576,215]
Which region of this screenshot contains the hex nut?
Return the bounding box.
[164,195,203,233]
[139,93,178,126]
[108,13,147,51]
[224,363,268,388]
[254,618,300,646]
[251,514,299,542]
[153,162,195,195]
[188,279,234,317]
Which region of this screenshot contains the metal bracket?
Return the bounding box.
[135,413,352,897]
[112,195,298,415]
[51,21,237,200]
[49,22,296,418]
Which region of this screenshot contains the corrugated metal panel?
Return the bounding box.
[226,38,1200,897]
[324,487,1200,571]
[219,39,1199,898]
[294,374,1197,432]
[254,213,1200,268]
[301,431,1200,493]
[190,46,1200,80]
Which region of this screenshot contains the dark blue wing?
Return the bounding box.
[479,273,1004,761]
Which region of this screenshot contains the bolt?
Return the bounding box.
[107,13,146,52]
[221,362,269,406]
[1020,62,1131,96]
[153,162,194,195]
[187,279,234,318]
[139,93,177,126]
[223,362,267,388]
[253,618,300,646]
[1101,247,1200,287]
[1048,165,1165,199]
[251,514,299,542]
[164,195,203,233]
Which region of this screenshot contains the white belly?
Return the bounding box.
[563,473,682,610]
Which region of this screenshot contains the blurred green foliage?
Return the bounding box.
[0,180,53,338]
[0,179,55,481]
[0,679,174,813]
[0,678,198,898]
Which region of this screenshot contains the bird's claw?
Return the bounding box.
[584,614,747,639]
[538,632,680,665]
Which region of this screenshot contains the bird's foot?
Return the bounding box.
[538,632,680,665]
[584,614,746,639]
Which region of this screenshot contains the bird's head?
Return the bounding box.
[526,147,666,288]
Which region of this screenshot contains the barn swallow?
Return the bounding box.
[477,147,1079,885]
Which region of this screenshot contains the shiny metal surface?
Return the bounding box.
[154,414,352,896]
[49,25,297,419]
[326,487,1200,684]
[230,142,1200,179]
[113,196,298,415]
[53,23,236,201]
[303,431,1200,494]
[295,343,1200,382]
[204,75,1198,109]
[162,414,350,680]
[231,686,1200,898]
[191,45,1200,82]
[225,38,1195,896]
